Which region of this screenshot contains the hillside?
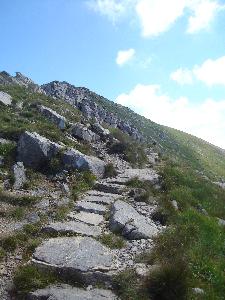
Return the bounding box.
[0,72,224,300]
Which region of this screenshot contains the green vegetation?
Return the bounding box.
[100,233,126,249]
[104,163,118,178]
[0,190,39,206]
[71,171,96,200]
[0,236,18,251]
[0,247,6,261]
[113,269,148,300]
[109,128,148,167]
[8,207,25,220]
[145,163,225,300]
[0,141,16,166]
[14,265,58,296]
[126,177,157,203]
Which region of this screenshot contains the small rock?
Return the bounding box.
[0,91,12,105]
[218,218,225,226]
[26,212,40,223]
[192,288,204,295]
[171,200,178,210]
[12,162,26,190]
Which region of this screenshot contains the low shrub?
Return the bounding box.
[14,265,57,295]
[1,236,17,251]
[0,247,6,261]
[71,171,96,200]
[104,163,117,178]
[146,262,188,300]
[113,269,148,300]
[100,233,126,249]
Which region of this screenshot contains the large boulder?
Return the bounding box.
[27,284,118,300]
[109,200,158,240]
[12,162,26,190]
[0,91,12,106]
[32,237,116,285]
[62,148,105,178]
[17,131,62,169]
[71,123,100,143]
[38,105,66,129]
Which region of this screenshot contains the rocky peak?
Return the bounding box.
[0,71,44,94]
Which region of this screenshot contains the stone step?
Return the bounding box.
[75,201,107,215]
[42,221,101,237]
[95,183,126,195]
[67,211,104,226]
[109,200,158,240]
[32,237,117,285]
[86,190,121,199]
[27,284,118,300]
[81,194,116,205]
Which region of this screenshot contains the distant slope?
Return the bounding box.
[1,71,225,179]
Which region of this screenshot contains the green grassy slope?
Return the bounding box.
[93,93,225,179]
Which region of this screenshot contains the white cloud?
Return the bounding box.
[193,56,225,86]
[171,56,225,86]
[86,0,130,23]
[116,84,225,149]
[135,0,186,37]
[116,48,136,66]
[88,0,224,36]
[170,68,193,85]
[187,0,222,33]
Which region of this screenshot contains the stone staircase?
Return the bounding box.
[27,168,162,299]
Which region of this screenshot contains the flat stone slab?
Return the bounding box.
[27,284,118,300]
[76,201,107,215]
[82,194,116,205]
[67,211,104,226]
[95,183,126,195]
[108,168,160,185]
[110,200,158,240]
[32,237,116,284]
[87,190,121,199]
[42,221,101,237]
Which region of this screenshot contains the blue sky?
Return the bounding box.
[1,0,225,148]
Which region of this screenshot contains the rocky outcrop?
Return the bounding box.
[12,162,26,190]
[17,131,62,169]
[0,91,12,106]
[62,148,105,178]
[32,237,116,285]
[71,123,100,143]
[110,200,158,239]
[27,284,118,300]
[37,105,66,129]
[0,71,44,93]
[91,123,111,139]
[41,81,143,142]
